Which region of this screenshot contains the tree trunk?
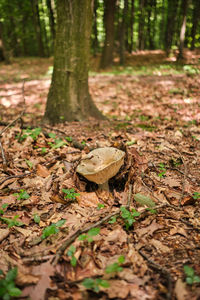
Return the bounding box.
[191,0,200,50]
[129,0,135,52]
[92,0,99,56]
[46,0,55,52]
[31,0,45,57]
[177,0,188,60]
[119,0,128,65]
[44,0,104,124]
[138,0,145,50]
[164,0,179,56]
[100,0,116,69]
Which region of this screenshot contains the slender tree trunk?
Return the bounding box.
[191,0,200,50]
[119,0,128,65]
[138,0,145,50]
[31,0,45,57]
[100,0,116,69]
[164,0,179,56]
[46,0,55,52]
[92,0,99,56]
[129,0,135,52]
[0,22,12,63]
[177,0,188,60]
[44,0,104,124]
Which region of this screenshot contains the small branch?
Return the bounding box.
[139,249,172,300]
[0,140,7,169]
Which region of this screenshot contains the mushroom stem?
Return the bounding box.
[98,181,109,191]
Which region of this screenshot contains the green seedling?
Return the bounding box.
[33,214,40,224]
[82,277,109,292]
[81,140,86,145]
[0,204,8,215]
[0,215,24,228]
[184,265,200,285]
[120,207,140,230]
[97,203,105,210]
[67,245,77,267]
[41,219,66,239]
[14,189,30,201]
[48,132,68,149]
[16,127,42,142]
[78,227,100,243]
[158,162,166,178]
[62,188,80,200]
[0,267,22,300]
[192,192,200,200]
[65,136,73,142]
[105,256,125,274]
[146,208,157,214]
[108,216,117,224]
[41,147,47,154]
[25,159,33,169]
[169,157,183,167]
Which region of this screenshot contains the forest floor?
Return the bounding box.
[0,50,200,300]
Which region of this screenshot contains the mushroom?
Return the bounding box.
[76,147,125,191]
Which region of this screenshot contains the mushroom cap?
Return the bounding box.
[76,147,125,184]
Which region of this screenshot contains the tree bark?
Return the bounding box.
[129,0,135,53]
[177,0,188,60]
[138,0,145,50]
[44,0,104,124]
[92,0,99,56]
[119,0,128,65]
[46,0,55,52]
[31,0,45,57]
[100,0,116,69]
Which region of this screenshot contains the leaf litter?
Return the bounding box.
[0,50,200,299]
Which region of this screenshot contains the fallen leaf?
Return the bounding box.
[76,192,99,207]
[36,164,50,178]
[174,278,189,300]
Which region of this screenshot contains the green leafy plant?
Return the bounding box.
[65,136,73,142]
[25,159,33,169]
[0,267,22,300]
[41,147,47,154]
[41,219,66,239]
[105,256,125,274]
[48,132,67,149]
[67,245,77,267]
[78,227,100,243]
[33,214,40,224]
[0,204,8,215]
[62,188,80,200]
[82,277,109,292]
[97,203,105,210]
[157,163,166,178]
[0,215,24,228]
[14,189,30,201]
[16,127,42,142]
[184,265,200,285]
[192,192,200,200]
[120,207,140,230]
[108,216,117,224]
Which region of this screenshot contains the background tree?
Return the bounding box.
[100,0,116,69]
[177,0,188,60]
[44,0,104,124]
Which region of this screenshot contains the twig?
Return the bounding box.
[0,140,7,169]
[139,249,172,300]
[0,172,34,187]
[127,184,133,208]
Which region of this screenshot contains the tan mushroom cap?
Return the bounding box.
[76,147,125,184]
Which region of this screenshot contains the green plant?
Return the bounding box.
[14,189,30,201]
[184,265,200,285]
[105,256,125,274]
[0,204,8,215]
[67,245,77,267]
[0,215,24,228]
[82,277,109,292]
[108,216,117,224]
[48,132,68,149]
[41,219,66,239]
[25,159,33,169]
[16,127,42,142]
[0,267,22,300]
[134,193,156,208]
[97,203,105,210]
[158,162,166,178]
[65,136,73,142]
[33,214,40,224]
[62,188,80,200]
[192,192,200,200]
[41,147,47,154]
[120,207,140,230]
[78,227,100,243]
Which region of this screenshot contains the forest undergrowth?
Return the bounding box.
[0,50,200,300]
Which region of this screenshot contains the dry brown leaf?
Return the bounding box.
[174,278,189,300]
[76,192,99,207]
[36,164,50,177]
[0,228,9,242]
[135,219,163,238]
[150,239,170,253]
